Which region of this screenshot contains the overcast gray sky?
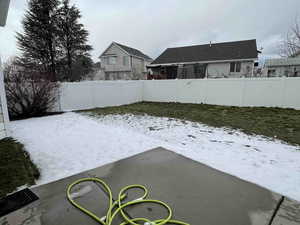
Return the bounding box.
[1,0,300,62]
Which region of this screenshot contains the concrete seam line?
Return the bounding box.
[267,196,284,225]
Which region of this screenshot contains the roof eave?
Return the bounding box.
[150,58,258,66]
[99,42,152,61]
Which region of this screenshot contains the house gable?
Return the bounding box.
[99,42,153,62]
[100,43,130,58]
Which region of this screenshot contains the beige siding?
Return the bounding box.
[100,43,152,80]
[101,44,131,72]
[131,56,147,79]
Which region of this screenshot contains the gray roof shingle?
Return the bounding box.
[151,39,259,65]
[114,42,153,61]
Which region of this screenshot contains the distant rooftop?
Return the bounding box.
[151,39,259,65]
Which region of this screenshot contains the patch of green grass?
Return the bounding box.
[84,102,300,146]
[0,138,40,198]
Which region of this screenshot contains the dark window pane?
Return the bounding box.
[230,62,235,72]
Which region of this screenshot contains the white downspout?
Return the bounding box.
[0,57,10,137]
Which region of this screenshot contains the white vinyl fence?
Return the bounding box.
[56,77,300,112]
[58,81,143,111]
[143,77,300,109]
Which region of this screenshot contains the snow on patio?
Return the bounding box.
[10,112,300,201]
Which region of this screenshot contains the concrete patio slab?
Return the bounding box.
[0,172,123,225]
[87,148,282,225]
[1,147,299,225]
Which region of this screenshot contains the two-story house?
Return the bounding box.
[148,39,260,79]
[99,42,153,80]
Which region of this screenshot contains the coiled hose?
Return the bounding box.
[67,177,189,225]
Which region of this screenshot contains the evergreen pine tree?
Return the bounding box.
[16,0,60,80]
[57,0,93,81]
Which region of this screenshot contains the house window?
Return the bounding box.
[123,56,129,66]
[230,62,235,72]
[230,62,241,73]
[108,56,117,65]
[194,63,207,78]
[236,62,241,72]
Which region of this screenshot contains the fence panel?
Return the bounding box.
[55,78,300,112]
[143,78,300,109]
[59,81,143,111]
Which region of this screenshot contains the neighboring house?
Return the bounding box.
[99,42,153,80]
[263,58,300,77]
[148,39,260,79]
[0,0,10,139]
[84,62,106,81]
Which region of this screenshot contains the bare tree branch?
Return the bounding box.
[3,58,59,120]
[280,18,300,57]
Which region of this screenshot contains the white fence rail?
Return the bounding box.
[56,77,300,112]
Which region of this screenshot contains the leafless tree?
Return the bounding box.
[280,19,300,57]
[3,58,59,120]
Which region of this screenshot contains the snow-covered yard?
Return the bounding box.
[10,112,300,201]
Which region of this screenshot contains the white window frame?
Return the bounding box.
[230,62,242,73]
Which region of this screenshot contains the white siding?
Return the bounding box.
[131,56,146,79]
[206,62,230,78]
[207,61,254,78]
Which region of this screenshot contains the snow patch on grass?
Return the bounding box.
[10,112,300,201]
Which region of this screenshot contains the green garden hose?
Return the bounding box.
[67,177,189,225]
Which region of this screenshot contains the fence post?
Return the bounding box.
[281,76,287,108]
[240,77,247,107]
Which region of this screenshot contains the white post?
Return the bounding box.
[0,0,11,138]
[0,58,10,137]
